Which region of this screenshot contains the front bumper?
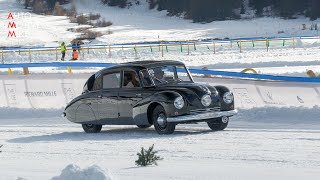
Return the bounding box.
[166,109,238,123]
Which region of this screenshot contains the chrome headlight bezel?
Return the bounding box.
[174,96,184,109]
[201,94,212,107]
[223,92,234,104]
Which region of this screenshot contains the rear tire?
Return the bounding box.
[152,105,175,134]
[82,124,102,133]
[137,125,152,129]
[207,116,229,131]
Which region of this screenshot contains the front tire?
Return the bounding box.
[207,116,229,131]
[152,105,176,134]
[82,124,102,133]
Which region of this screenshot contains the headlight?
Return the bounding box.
[223,92,234,104]
[174,96,184,109]
[201,94,212,107]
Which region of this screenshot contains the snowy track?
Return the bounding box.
[1,117,320,180]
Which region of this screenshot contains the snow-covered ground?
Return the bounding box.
[1,107,320,180]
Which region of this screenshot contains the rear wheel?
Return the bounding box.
[152,105,175,134]
[207,116,229,131]
[137,125,152,129]
[82,124,102,133]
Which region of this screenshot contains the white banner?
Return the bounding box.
[195,77,320,108]
[0,74,319,109]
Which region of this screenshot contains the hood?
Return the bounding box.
[155,82,218,99]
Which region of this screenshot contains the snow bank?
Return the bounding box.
[16,178,27,180]
[237,106,320,122]
[51,164,112,180]
[0,108,64,119]
[231,106,320,129]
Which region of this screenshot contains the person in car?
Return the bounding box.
[124,73,140,88]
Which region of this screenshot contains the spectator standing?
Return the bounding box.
[72,49,78,61]
[60,42,66,61]
[77,41,81,53]
[71,41,77,51]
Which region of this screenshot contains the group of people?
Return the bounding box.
[60,41,81,61]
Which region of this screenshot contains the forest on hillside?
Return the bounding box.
[28,0,320,22]
[103,0,320,22]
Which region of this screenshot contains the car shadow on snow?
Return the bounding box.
[7,127,214,143]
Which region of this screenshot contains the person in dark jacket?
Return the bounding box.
[77,41,81,53]
[71,41,77,51]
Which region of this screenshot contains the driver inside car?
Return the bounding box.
[153,68,167,84]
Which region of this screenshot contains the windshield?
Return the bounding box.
[140,65,193,86]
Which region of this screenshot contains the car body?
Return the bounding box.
[63,60,237,134]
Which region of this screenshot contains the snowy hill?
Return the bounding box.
[1,0,320,47]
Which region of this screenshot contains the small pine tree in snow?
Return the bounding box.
[0,145,2,153]
[135,144,162,166]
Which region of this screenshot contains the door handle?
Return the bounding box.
[98,95,102,98]
[136,94,142,97]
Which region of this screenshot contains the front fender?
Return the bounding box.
[214,85,235,111]
[138,90,186,118]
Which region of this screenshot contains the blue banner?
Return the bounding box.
[0,62,319,83]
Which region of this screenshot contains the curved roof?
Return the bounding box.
[122,60,184,68]
[96,60,185,76]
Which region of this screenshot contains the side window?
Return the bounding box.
[102,72,120,89]
[93,76,102,91]
[87,74,95,91]
[123,71,141,88]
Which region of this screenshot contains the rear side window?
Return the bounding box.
[87,74,95,91]
[102,72,120,89]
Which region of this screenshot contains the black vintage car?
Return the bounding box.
[63,60,237,134]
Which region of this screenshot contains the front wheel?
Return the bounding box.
[82,124,102,133]
[152,105,176,135]
[207,116,229,131]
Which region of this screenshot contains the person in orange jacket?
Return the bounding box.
[72,49,78,60]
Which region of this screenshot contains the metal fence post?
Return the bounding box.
[29,49,31,62]
[82,48,85,60]
[292,38,295,49]
[134,45,138,57]
[56,48,58,61]
[161,43,164,57]
[1,50,4,64]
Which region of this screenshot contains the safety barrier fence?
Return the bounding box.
[1,62,320,83]
[1,74,319,109]
[1,35,320,63]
